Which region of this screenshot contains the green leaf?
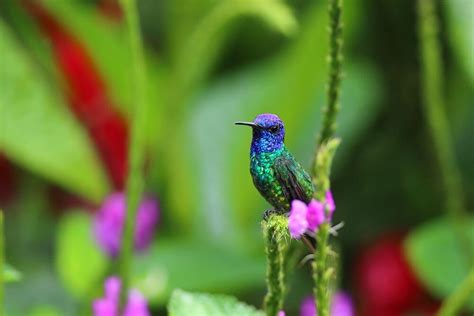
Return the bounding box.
[0,21,109,202]
[4,264,21,283]
[405,216,474,309]
[132,239,265,306]
[56,211,108,299]
[168,289,265,316]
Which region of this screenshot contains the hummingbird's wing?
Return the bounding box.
[273,155,314,205]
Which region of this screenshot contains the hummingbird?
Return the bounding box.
[236,113,314,215]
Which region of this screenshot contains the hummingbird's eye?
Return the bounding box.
[269,125,279,133]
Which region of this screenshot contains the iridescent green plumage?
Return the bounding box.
[237,114,314,214]
[251,146,313,213]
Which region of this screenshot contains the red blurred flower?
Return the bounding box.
[23,1,128,190]
[360,302,440,316]
[353,233,427,315]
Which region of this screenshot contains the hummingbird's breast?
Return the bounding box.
[250,149,290,212]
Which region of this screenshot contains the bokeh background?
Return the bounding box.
[0,0,473,315]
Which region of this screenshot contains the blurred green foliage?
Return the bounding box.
[3,264,21,283]
[0,20,110,202]
[405,216,474,309]
[132,240,265,306]
[0,0,473,315]
[168,289,265,316]
[55,211,107,300]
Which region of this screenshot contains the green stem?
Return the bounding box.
[118,0,148,307]
[317,0,344,146]
[0,211,4,314]
[311,140,340,316]
[311,0,345,303]
[437,266,474,316]
[312,223,331,316]
[263,215,288,316]
[417,0,470,257]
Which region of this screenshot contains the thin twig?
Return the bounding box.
[417,0,471,260]
[302,235,316,252]
[118,0,148,307]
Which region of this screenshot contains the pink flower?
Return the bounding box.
[93,276,150,316]
[330,292,354,316]
[278,311,286,316]
[300,296,316,316]
[93,277,120,316]
[307,199,325,231]
[325,191,336,219]
[124,290,150,316]
[288,200,309,239]
[300,291,354,316]
[93,192,159,257]
[288,191,336,239]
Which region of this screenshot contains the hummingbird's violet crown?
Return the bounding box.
[253,113,283,128]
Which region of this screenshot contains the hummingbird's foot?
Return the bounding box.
[262,208,277,221]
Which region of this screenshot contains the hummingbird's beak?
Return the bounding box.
[235,121,257,127]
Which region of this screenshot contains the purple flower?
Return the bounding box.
[325,191,336,220]
[288,200,309,239]
[93,192,159,257]
[124,290,150,316]
[288,191,336,239]
[300,291,354,316]
[277,311,286,316]
[307,199,325,231]
[300,296,316,316]
[330,292,354,316]
[93,277,120,316]
[93,276,150,316]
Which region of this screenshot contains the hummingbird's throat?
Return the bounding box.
[251,135,284,154]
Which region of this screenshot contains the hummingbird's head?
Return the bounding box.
[235,113,285,153]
